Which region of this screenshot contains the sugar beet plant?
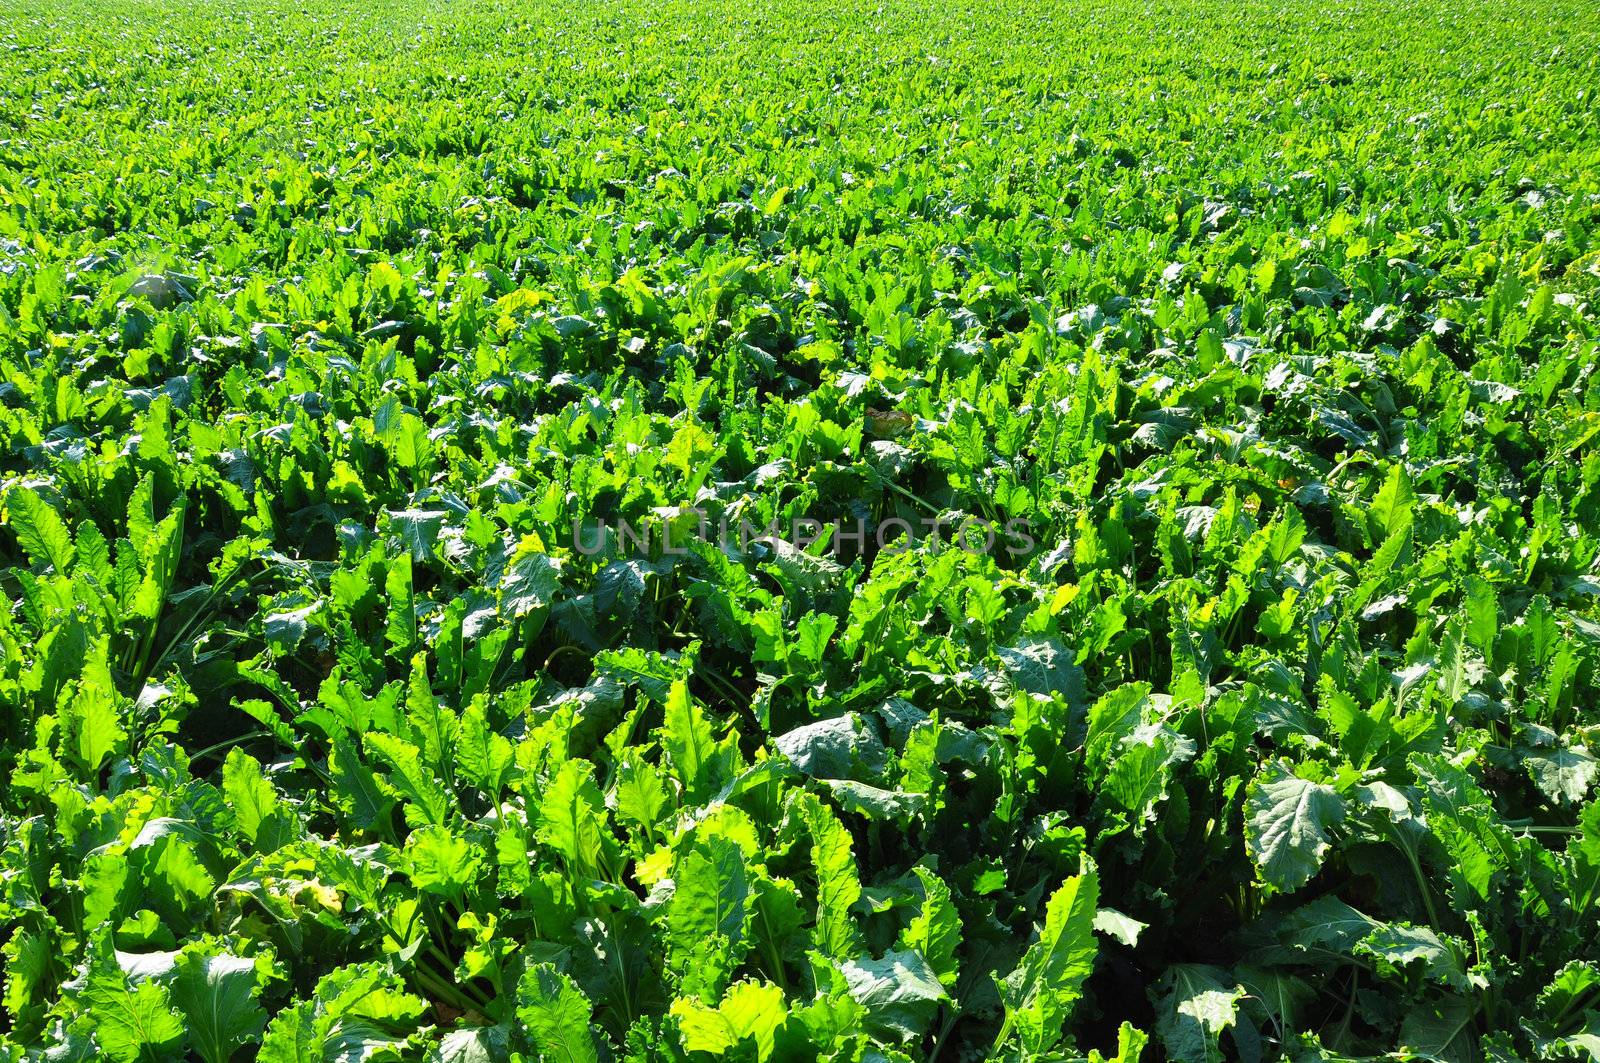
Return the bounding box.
[2,0,1599,1059]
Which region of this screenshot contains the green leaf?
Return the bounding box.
[796,793,862,959]
[126,476,157,559]
[1537,1025,1600,1062]
[613,752,671,836]
[1246,762,1345,891]
[1356,923,1478,991]
[67,637,127,774]
[222,748,293,852]
[793,611,837,664]
[388,508,447,562]
[385,552,416,654]
[984,638,1088,707]
[456,701,515,798]
[403,824,482,898]
[328,736,397,833]
[365,731,451,827]
[1525,743,1597,806]
[499,546,561,618]
[662,677,717,804]
[1084,682,1151,779]
[1273,895,1382,955]
[517,964,598,1063]
[898,866,961,990]
[430,1025,513,1063]
[258,963,424,1063]
[995,867,1100,1056]
[537,759,608,879]
[1090,1022,1151,1063]
[669,837,750,1001]
[1154,964,1243,1063]
[6,487,75,572]
[82,938,185,1063]
[1565,801,1600,917]
[774,712,887,781]
[1538,960,1600,1025]
[1093,908,1148,948]
[1349,520,1412,615]
[1436,619,1486,706]
[1369,462,1416,542]
[1102,724,1195,829]
[1400,995,1478,1063]
[839,948,949,1044]
[170,949,268,1063]
[817,779,923,822]
[670,979,787,1061]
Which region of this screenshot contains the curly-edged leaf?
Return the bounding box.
[796,792,862,959]
[1413,753,1494,819]
[537,759,609,879]
[995,867,1100,1056]
[1349,520,1411,615]
[365,731,451,827]
[399,652,451,762]
[669,837,750,1001]
[898,866,961,990]
[517,963,598,1063]
[404,824,482,899]
[1536,960,1600,1027]
[237,695,298,748]
[593,646,686,704]
[1356,923,1479,991]
[456,701,515,798]
[1084,682,1151,780]
[499,545,561,618]
[1536,1025,1600,1062]
[430,1025,512,1063]
[170,949,268,1063]
[1436,619,1486,706]
[258,962,424,1063]
[385,552,416,654]
[3,927,50,1020]
[6,486,75,573]
[1524,743,1597,806]
[756,536,843,598]
[1154,964,1243,1063]
[1102,724,1195,830]
[670,979,787,1061]
[1369,462,1415,542]
[840,948,948,1044]
[613,752,672,837]
[82,938,184,1063]
[662,677,717,804]
[128,817,217,915]
[65,637,127,774]
[774,713,887,782]
[328,736,397,834]
[1246,762,1345,891]
[1090,1022,1151,1063]
[222,748,294,853]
